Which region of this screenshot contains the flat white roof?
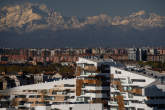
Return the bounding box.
[0,78,76,94]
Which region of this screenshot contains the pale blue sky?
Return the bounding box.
[31,0,165,17]
[0,0,165,17]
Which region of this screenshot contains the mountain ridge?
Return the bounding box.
[0,2,165,48]
[1,3,165,33]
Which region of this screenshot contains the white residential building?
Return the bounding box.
[0,78,77,110]
[110,66,156,110]
[0,57,163,110]
[0,77,104,110]
[76,57,122,109]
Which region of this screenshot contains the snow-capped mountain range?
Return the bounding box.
[0,2,165,48]
[0,3,165,33]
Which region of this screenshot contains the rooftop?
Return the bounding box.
[114,66,165,79]
[0,78,75,94]
[145,76,165,89]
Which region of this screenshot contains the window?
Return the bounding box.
[52,90,57,95]
[29,95,36,98]
[128,93,133,98]
[64,84,74,87]
[115,70,121,74]
[137,108,144,110]
[123,86,127,91]
[124,101,129,105]
[120,79,126,84]
[19,101,25,105]
[76,97,84,102]
[70,96,75,99]
[15,95,26,98]
[44,96,54,100]
[81,90,85,95]
[132,79,145,82]
[37,95,41,98]
[118,71,121,74]
[128,86,132,91]
[36,102,44,104]
[128,77,132,84]
[27,102,33,104]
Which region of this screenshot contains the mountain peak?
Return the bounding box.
[129,10,145,17]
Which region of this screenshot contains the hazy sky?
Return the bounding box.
[1,0,165,17]
[29,0,165,17]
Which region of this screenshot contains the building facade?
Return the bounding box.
[75,57,121,109]
[109,67,156,110]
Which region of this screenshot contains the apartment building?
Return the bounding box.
[109,66,156,110]
[127,48,147,61]
[147,54,165,63]
[0,57,164,110]
[157,49,165,55]
[76,57,123,109]
[0,78,105,110]
[0,78,77,110]
[0,57,120,110]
